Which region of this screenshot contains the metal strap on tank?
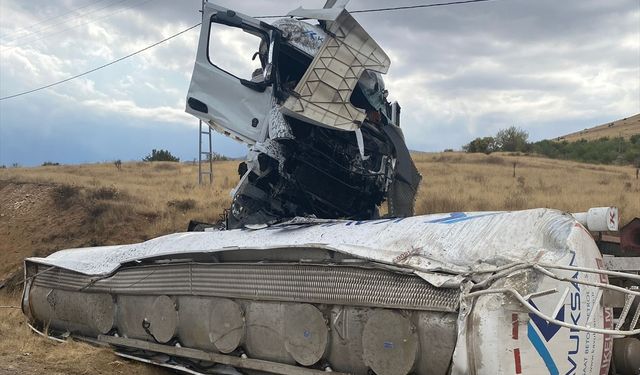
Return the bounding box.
[100,335,349,375]
[33,263,459,312]
[465,261,640,336]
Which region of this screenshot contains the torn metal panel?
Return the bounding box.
[383,124,421,216]
[271,18,326,58]
[266,96,294,140]
[26,209,576,277]
[282,10,391,131]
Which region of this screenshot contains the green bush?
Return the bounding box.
[463,136,497,154]
[463,126,529,153]
[143,149,179,162]
[530,136,640,165]
[495,126,529,152]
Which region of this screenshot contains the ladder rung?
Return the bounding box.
[199,171,212,175]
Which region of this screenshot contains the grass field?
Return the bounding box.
[1,152,639,373]
[411,152,639,225]
[556,113,640,142]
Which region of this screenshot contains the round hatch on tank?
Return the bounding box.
[146,295,178,343]
[283,304,328,366]
[362,309,419,375]
[90,293,116,334]
[209,298,244,353]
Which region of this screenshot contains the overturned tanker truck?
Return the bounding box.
[22,2,640,375]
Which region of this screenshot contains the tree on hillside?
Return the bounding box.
[495,126,529,152]
[143,149,180,162]
[463,136,497,154]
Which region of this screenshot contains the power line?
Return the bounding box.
[2,0,131,44]
[253,0,498,18]
[0,23,201,101]
[1,0,152,49]
[350,0,497,14]
[0,0,113,41]
[0,0,501,101]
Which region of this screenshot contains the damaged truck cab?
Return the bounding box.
[186,3,421,228]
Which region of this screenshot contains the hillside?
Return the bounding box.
[1,155,639,374]
[556,113,640,142]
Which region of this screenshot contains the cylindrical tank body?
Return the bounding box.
[22,209,634,375]
[462,223,614,374]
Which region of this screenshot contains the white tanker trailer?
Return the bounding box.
[22,208,640,374]
[21,2,640,374]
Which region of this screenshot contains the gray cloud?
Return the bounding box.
[0,0,638,166]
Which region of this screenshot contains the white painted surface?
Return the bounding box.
[572,207,619,232]
[28,209,575,278]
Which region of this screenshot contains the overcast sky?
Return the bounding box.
[0,0,638,166]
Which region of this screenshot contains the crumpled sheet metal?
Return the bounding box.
[282,10,391,131]
[267,103,294,141]
[272,18,326,57]
[286,6,345,21]
[27,209,576,287]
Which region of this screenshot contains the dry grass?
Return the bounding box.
[0,154,639,374]
[557,113,640,142]
[1,161,238,236]
[412,152,640,226]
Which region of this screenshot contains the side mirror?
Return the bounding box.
[240,79,268,93]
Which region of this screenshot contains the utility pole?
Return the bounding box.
[197,0,213,185]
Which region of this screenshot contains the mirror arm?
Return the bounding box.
[240,79,268,92]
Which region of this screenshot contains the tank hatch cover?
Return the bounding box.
[284,304,328,366]
[209,298,245,353]
[146,295,177,344]
[362,309,419,375]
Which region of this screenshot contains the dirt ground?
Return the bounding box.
[0,177,174,374]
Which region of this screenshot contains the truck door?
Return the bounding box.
[186,3,273,145]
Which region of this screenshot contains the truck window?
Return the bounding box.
[207,22,265,82]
